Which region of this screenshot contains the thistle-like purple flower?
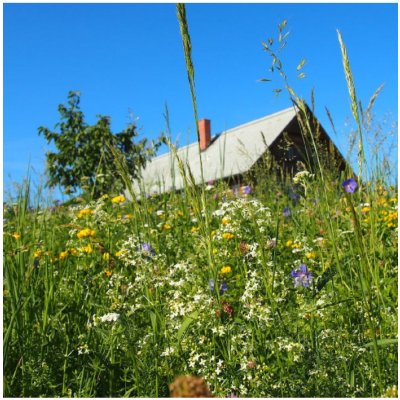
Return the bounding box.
[291,264,312,288]
[342,178,358,193]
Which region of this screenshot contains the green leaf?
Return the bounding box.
[176,310,199,343]
[364,338,397,348]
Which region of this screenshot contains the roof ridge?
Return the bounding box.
[148,106,296,162]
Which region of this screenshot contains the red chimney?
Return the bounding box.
[198,119,211,151]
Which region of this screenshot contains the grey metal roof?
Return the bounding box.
[132,106,297,195]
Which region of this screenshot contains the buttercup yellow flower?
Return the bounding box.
[115,249,127,258]
[222,232,234,240]
[12,232,21,240]
[361,206,370,213]
[162,223,171,231]
[70,248,78,256]
[77,208,94,218]
[220,266,232,274]
[286,239,293,247]
[111,195,125,204]
[34,250,42,258]
[305,251,317,259]
[105,270,113,277]
[77,228,96,239]
[222,217,230,225]
[59,250,69,260]
[79,244,93,254]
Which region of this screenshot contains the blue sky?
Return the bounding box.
[3,2,398,200]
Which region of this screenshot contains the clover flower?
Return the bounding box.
[291,264,312,288]
[342,178,358,193]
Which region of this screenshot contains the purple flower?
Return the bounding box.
[219,282,228,295]
[241,185,251,195]
[342,178,358,193]
[291,264,312,288]
[283,207,291,217]
[289,188,300,201]
[140,242,156,257]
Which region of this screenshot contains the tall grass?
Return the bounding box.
[3,7,397,398]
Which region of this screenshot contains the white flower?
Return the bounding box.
[99,312,120,323]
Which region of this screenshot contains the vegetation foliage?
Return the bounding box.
[3,6,398,398]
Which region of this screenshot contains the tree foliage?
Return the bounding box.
[38,91,159,198]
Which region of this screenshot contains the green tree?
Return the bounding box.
[38,91,159,198]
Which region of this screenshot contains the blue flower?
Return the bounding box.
[342,178,358,193]
[283,207,291,217]
[139,242,156,257]
[219,282,228,295]
[291,264,312,288]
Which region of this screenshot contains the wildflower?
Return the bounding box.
[169,375,213,398]
[266,238,277,249]
[220,266,232,275]
[305,251,317,259]
[33,258,40,268]
[99,312,120,323]
[140,242,156,257]
[102,252,110,261]
[34,250,42,258]
[77,208,94,218]
[191,226,199,233]
[105,270,113,277]
[342,178,358,193]
[79,244,93,254]
[361,206,370,213]
[111,195,125,204]
[115,249,127,258]
[219,282,228,295]
[241,185,251,195]
[291,264,313,288]
[222,217,231,225]
[59,250,69,260]
[283,207,291,217]
[222,232,234,240]
[286,239,293,247]
[221,300,234,318]
[70,248,78,256]
[239,241,250,254]
[76,228,96,239]
[162,223,171,231]
[12,232,21,240]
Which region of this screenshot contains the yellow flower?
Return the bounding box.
[111,195,126,204]
[77,228,96,239]
[212,248,218,255]
[222,232,234,240]
[115,249,127,258]
[102,252,110,261]
[70,248,78,256]
[222,217,230,225]
[191,226,199,233]
[176,210,184,217]
[361,206,370,213]
[105,270,113,277]
[286,239,293,247]
[79,244,93,254]
[162,223,171,231]
[220,266,232,275]
[305,251,317,259]
[12,232,21,240]
[389,197,398,204]
[34,250,42,258]
[59,250,69,260]
[77,208,94,218]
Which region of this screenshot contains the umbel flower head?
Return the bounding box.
[291,264,313,288]
[169,375,213,397]
[342,178,358,193]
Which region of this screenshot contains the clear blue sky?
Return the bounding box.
[3,2,398,200]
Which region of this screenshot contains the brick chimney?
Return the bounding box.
[198,119,211,151]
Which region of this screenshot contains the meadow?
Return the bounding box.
[3,9,398,398]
